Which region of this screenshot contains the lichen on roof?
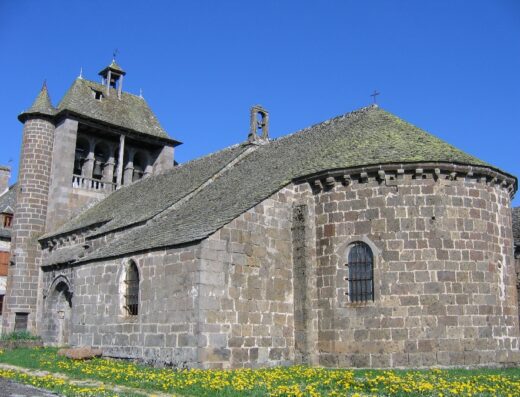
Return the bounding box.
[43,244,86,266]
[18,83,56,121]
[57,78,174,142]
[98,60,126,76]
[44,106,515,261]
[49,144,249,237]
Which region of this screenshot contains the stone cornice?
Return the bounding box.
[297,162,517,198]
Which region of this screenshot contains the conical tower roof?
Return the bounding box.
[18,82,56,122]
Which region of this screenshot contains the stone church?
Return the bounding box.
[2,60,520,369]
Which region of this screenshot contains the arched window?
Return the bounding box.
[73,138,90,176]
[346,242,374,302]
[93,142,110,180]
[124,261,139,316]
[132,152,147,182]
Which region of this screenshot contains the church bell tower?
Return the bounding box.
[98,59,126,99]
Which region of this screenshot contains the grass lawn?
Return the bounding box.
[0,348,519,396]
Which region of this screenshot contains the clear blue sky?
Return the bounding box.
[1,1,519,205]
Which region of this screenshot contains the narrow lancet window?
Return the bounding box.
[124,261,139,315]
[346,242,374,302]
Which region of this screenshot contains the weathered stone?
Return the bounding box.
[3,72,518,372]
[57,347,102,360]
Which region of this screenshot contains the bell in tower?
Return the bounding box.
[98,59,126,99]
[248,105,269,143]
[92,159,104,181]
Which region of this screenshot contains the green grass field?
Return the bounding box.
[0,348,519,396]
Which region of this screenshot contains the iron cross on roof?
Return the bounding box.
[370,90,380,104]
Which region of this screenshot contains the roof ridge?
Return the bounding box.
[84,144,255,241]
[271,104,378,143]
[45,142,249,240]
[147,145,258,224]
[173,142,248,169]
[69,78,144,101]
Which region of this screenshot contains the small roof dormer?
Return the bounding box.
[98,59,126,99]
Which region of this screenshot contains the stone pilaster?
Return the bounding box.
[292,184,319,365]
[45,118,78,232]
[154,145,174,174]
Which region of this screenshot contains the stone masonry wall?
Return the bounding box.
[46,119,115,234]
[4,117,55,333]
[515,251,520,329]
[292,184,319,365]
[310,171,519,368]
[196,187,296,368]
[45,118,78,232]
[41,186,298,368]
[39,166,519,369]
[42,244,200,367]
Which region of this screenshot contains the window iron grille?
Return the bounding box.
[14,312,29,331]
[124,263,139,315]
[346,242,374,302]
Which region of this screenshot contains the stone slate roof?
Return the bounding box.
[45,106,513,262]
[0,184,16,214]
[99,60,126,76]
[56,78,176,142]
[513,207,520,248]
[18,84,56,121]
[0,184,16,241]
[49,144,249,237]
[43,245,86,266]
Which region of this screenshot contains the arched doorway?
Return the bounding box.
[45,280,72,346]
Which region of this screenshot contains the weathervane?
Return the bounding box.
[370,90,380,105]
[113,48,119,61]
